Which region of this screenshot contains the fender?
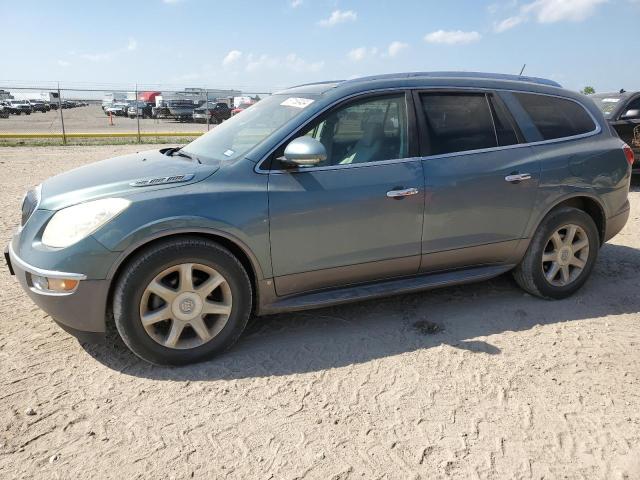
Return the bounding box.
[525,189,606,243]
[103,219,268,282]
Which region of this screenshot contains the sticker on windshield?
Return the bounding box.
[280,97,315,109]
[602,98,621,103]
[223,149,235,157]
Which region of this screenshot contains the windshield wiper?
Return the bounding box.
[162,147,201,163]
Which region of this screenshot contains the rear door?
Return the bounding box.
[415,90,541,271]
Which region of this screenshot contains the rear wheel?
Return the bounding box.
[513,207,599,299]
[113,237,252,365]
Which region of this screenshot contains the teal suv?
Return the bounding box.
[6,72,633,365]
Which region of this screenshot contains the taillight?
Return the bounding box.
[623,144,635,166]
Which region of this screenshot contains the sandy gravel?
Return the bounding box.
[0,145,639,480]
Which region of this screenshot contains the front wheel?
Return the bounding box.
[113,237,253,365]
[513,207,599,299]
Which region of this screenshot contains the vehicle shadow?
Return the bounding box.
[82,242,640,380]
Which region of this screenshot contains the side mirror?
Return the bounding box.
[281,137,327,167]
[621,109,640,120]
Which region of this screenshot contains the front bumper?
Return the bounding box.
[6,242,108,342]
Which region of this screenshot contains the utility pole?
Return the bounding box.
[57,82,66,145]
[135,83,141,144]
[206,89,210,132]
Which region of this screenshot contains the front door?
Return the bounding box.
[268,93,425,296]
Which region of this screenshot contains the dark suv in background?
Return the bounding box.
[6,72,633,365]
[193,102,231,124]
[592,91,640,172]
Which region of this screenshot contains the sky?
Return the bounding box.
[1,0,639,94]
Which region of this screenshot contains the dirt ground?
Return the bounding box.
[0,105,209,134]
[0,145,639,480]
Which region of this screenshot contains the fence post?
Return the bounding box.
[57,83,66,145]
[135,83,141,144]
[205,89,210,132]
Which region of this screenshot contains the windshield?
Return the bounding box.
[592,96,624,118]
[183,94,317,163]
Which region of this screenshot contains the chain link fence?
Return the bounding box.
[0,84,267,145]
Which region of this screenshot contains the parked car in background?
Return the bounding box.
[152,104,171,119]
[28,100,49,113]
[127,102,153,119]
[231,102,254,116]
[0,103,8,118]
[6,72,632,365]
[192,102,231,124]
[104,102,129,116]
[6,100,32,115]
[167,99,196,121]
[592,91,640,173]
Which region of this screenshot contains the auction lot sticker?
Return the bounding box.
[280,97,315,109]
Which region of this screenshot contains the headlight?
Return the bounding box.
[42,198,131,248]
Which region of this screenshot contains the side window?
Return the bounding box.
[302,94,408,166]
[419,93,497,155]
[513,93,596,140]
[488,95,521,146]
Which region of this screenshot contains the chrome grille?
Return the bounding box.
[21,186,40,226]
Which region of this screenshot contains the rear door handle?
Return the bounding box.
[386,187,419,199]
[505,173,532,183]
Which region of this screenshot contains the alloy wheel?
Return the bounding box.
[139,263,232,350]
[541,224,590,287]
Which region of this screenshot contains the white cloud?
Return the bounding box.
[424,30,482,45]
[243,53,324,73]
[387,41,408,57]
[57,60,70,67]
[291,0,303,7]
[523,0,607,23]
[348,47,368,62]
[318,9,357,27]
[127,38,137,51]
[494,0,608,32]
[222,50,243,66]
[285,53,324,72]
[163,0,184,4]
[347,47,379,61]
[246,54,278,72]
[347,42,407,61]
[494,16,524,32]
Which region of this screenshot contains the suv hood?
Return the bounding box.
[39,148,220,211]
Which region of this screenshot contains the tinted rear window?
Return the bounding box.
[420,93,497,155]
[514,93,596,140]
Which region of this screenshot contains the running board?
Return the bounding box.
[263,264,514,314]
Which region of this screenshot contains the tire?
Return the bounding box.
[513,207,599,299]
[113,237,253,365]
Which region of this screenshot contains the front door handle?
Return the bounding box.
[386,187,419,199]
[505,173,532,183]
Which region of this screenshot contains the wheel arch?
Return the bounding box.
[105,228,264,320]
[532,194,606,245]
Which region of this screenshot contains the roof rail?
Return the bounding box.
[341,71,562,88]
[285,80,344,89]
